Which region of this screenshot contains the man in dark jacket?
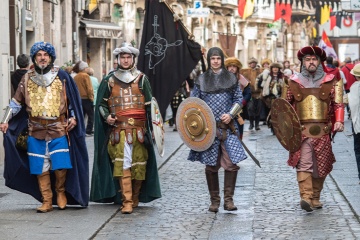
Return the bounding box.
[11,54,30,96]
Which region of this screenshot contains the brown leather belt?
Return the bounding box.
[29,115,65,125]
[116,116,145,128]
[216,120,236,141]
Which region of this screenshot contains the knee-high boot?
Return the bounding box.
[255,116,260,131]
[249,117,254,130]
[37,171,53,213]
[224,171,238,211]
[311,177,326,209]
[205,170,220,212]
[55,169,67,210]
[132,180,143,208]
[119,169,133,214]
[297,172,313,212]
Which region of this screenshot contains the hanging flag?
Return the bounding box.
[274,2,292,24]
[318,30,338,59]
[238,0,246,18]
[336,12,342,29]
[315,4,321,24]
[137,0,202,117]
[219,34,237,57]
[243,0,255,19]
[320,5,330,25]
[238,0,254,19]
[330,9,336,30]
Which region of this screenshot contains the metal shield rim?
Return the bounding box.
[151,97,165,157]
[176,97,216,151]
[271,98,302,153]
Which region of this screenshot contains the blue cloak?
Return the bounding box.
[3,69,89,207]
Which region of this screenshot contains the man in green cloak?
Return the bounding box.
[90,43,161,214]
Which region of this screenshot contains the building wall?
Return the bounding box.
[0,1,10,160]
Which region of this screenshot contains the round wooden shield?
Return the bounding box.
[176,97,216,151]
[151,97,164,157]
[271,98,302,153]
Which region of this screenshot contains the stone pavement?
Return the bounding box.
[0,118,360,239]
[93,118,360,240]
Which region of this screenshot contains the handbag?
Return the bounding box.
[15,130,29,151]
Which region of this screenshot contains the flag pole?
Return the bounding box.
[159,0,195,40]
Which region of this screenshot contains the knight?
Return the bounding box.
[282,46,344,212]
[0,41,89,212]
[90,42,161,214]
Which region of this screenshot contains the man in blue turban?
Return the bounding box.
[0,41,89,212]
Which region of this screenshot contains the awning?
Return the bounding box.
[80,20,122,39]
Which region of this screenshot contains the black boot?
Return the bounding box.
[255,117,260,131]
[205,170,220,212]
[249,117,254,130]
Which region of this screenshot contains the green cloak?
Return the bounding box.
[90,73,161,203]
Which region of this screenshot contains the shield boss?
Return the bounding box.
[176,97,216,151]
[271,98,302,152]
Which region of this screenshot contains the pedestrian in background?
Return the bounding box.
[284,46,344,212]
[342,57,356,119]
[85,67,99,107]
[73,61,94,136]
[90,42,161,214]
[11,54,30,96]
[257,62,284,134]
[0,42,89,213]
[225,57,251,139]
[240,57,263,131]
[349,64,360,184]
[188,47,247,212]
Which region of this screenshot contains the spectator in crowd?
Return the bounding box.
[348,64,360,184]
[73,61,94,136]
[11,54,30,96]
[85,67,99,107]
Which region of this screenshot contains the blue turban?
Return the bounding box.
[30,42,56,63]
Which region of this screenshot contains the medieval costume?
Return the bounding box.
[188,47,247,212]
[225,57,251,139]
[284,46,344,212]
[1,42,89,213]
[257,62,284,133]
[90,43,161,214]
[240,57,264,130]
[348,64,360,183]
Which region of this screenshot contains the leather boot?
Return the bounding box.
[119,169,133,214]
[37,171,53,213]
[311,177,326,209]
[297,172,313,212]
[255,117,260,131]
[132,180,143,208]
[205,170,220,212]
[223,171,238,211]
[248,117,254,130]
[55,169,67,210]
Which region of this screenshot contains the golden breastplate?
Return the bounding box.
[28,77,63,117]
[296,95,328,122]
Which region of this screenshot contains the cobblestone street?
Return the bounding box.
[94,120,360,240]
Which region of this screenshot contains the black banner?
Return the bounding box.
[137,0,202,117]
